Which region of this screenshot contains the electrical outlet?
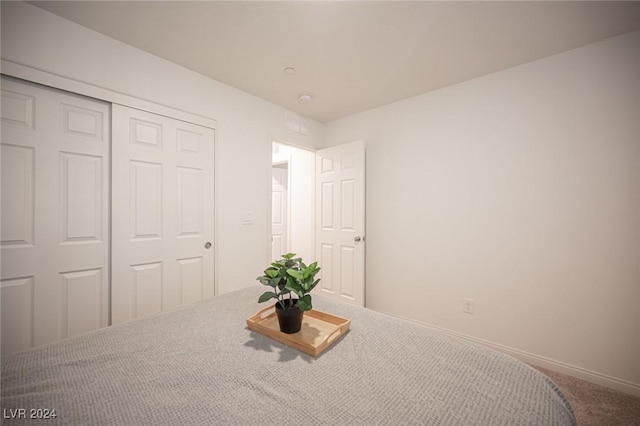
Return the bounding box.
[463,298,475,314]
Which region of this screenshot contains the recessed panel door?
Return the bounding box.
[315,140,365,307]
[111,105,215,324]
[0,76,110,354]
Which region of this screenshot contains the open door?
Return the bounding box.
[315,140,365,307]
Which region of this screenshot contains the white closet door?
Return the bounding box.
[111,104,215,324]
[1,76,110,354]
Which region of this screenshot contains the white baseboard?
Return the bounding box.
[376,309,640,397]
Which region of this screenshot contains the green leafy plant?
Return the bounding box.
[256,253,321,311]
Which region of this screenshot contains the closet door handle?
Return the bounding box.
[204,242,212,249]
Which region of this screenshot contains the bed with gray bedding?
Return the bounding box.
[2,286,576,425]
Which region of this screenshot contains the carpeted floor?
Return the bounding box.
[532,366,640,425]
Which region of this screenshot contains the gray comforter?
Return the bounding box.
[1,286,576,425]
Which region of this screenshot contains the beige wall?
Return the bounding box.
[1,2,323,295]
[324,30,640,393]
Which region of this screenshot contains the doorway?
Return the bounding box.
[270,140,366,307]
[271,162,289,257]
[271,142,315,261]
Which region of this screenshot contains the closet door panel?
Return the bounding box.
[112,105,215,324]
[0,76,109,354]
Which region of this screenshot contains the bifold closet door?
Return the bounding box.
[1,76,110,354]
[111,104,215,324]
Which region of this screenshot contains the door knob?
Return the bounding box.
[204,242,212,249]
[354,236,362,242]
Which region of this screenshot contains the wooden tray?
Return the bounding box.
[246,306,350,357]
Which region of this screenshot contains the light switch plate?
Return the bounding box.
[242,210,254,225]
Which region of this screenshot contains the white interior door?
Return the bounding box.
[272,164,288,259]
[111,104,215,324]
[1,76,110,354]
[315,140,365,306]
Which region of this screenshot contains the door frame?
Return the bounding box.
[2,60,220,298]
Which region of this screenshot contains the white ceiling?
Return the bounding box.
[30,1,640,123]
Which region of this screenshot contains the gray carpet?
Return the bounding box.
[533,366,640,426]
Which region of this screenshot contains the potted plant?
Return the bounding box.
[256,253,321,334]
